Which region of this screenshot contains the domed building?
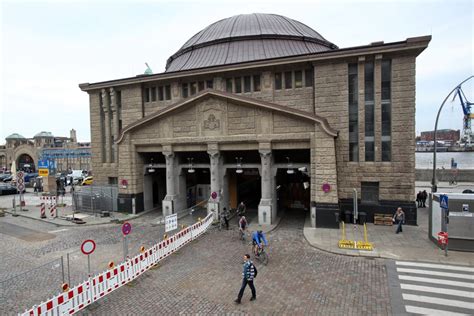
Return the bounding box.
[80,13,430,227]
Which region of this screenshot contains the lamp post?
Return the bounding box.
[431,76,473,193]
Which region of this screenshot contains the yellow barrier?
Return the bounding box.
[338,222,373,251]
[355,223,373,251]
[338,222,356,249]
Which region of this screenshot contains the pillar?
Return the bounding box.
[207,144,220,220]
[101,88,111,163]
[162,150,176,216]
[258,147,273,225]
[109,87,120,162]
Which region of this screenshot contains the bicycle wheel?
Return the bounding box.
[261,250,268,265]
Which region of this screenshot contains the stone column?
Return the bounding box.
[109,88,120,162]
[207,144,220,220]
[101,88,111,163]
[162,149,176,216]
[258,147,273,225]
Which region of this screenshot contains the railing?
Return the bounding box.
[20,213,213,316]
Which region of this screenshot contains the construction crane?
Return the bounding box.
[453,86,473,147]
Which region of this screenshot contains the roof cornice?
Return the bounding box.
[116,90,338,144]
[79,35,431,92]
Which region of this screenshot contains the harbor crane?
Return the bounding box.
[453,85,473,146]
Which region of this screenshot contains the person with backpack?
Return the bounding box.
[235,254,257,304]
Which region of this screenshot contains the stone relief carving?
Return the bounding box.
[203,114,220,130]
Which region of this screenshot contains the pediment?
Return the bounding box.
[117,90,337,143]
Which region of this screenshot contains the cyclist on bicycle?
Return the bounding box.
[252,230,268,256]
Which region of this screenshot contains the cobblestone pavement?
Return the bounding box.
[79,209,392,315]
[0,208,207,314]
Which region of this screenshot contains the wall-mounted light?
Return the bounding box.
[148,158,155,173]
[235,157,243,174]
[187,158,195,173]
[286,157,294,174]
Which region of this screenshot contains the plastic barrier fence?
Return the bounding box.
[20,213,213,316]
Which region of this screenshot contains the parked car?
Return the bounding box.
[0,174,11,182]
[0,183,18,195]
[82,176,93,186]
[462,189,474,194]
[2,175,12,182]
[24,173,38,183]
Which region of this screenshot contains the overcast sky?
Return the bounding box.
[1,0,472,142]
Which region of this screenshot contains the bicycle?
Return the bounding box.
[238,228,247,243]
[254,246,269,265]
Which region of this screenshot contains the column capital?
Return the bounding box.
[259,149,271,157]
[207,142,219,156]
[358,56,366,63]
[162,151,174,159]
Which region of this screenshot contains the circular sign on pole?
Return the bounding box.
[122,222,132,236]
[211,191,217,199]
[17,171,24,179]
[81,239,96,255]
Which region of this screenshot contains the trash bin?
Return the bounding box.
[358,212,367,224]
[344,210,352,223]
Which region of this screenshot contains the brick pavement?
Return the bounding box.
[78,209,392,315]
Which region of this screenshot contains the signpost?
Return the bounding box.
[122,222,132,261]
[165,213,178,233]
[439,194,449,256]
[81,239,96,277]
[16,171,25,213]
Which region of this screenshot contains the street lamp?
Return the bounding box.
[286,157,294,174]
[431,75,473,192]
[148,158,155,173]
[187,158,195,173]
[235,157,243,174]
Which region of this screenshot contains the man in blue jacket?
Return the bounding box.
[235,254,256,304]
[252,230,268,257]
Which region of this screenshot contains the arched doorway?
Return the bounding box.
[17,154,35,172]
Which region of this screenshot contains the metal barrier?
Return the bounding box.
[72,185,118,214]
[20,213,213,316]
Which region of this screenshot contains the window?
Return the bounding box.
[206,80,213,89]
[361,182,379,203]
[158,86,164,101]
[165,85,171,100]
[198,81,205,92]
[226,78,233,92]
[274,72,282,90]
[253,75,261,91]
[108,177,118,185]
[365,61,375,161]
[145,88,150,102]
[151,87,156,101]
[305,69,313,87]
[348,63,358,162]
[284,71,292,89]
[182,83,188,98]
[381,59,392,161]
[244,76,251,92]
[190,82,197,95]
[117,91,122,132]
[295,71,302,88]
[235,77,242,93]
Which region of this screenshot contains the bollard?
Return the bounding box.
[163,233,168,240]
[140,246,145,253]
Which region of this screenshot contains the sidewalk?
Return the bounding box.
[303,207,474,266]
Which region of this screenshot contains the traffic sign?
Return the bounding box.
[17,184,25,192]
[211,191,217,199]
[165,213,178,232]
[81,239,96,255]
[39,168,49,177]
[16,171,24,180]
[38,160,49,169]
[440,194,449,209]
[122,222,132,236]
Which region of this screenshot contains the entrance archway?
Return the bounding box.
[17,154,35,172]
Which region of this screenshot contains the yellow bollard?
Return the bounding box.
[140,246,145,253]
[62,283,69,292]
[108,261,115,269]
[163,233,168,240]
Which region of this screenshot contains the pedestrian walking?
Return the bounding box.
[421,190,428,208]
[393,207,405,234]
[235,254,257,304]
[222,207,229,230]
[416,191,422,208]
[237,201,246,217]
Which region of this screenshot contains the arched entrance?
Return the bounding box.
[17,154,35,172]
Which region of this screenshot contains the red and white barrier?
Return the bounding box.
[21,214,213,316]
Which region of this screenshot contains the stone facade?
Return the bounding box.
[80,19,430,227]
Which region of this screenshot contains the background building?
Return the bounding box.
[0,129,91,174]
[80,13,430,227]
[420,129,461,144]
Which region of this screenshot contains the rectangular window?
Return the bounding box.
[381,59,392,161]
[145,88,150,102]
[274,72,282,90]
[253,75,261,91]
[348,63,358,162]
[294,71,303,88]
[182,83,188,98]
[235,77,242,93]
[206,80,213,89]
[108,177,118,185]
[365,61,375,161]
[244,76,251,92]
[190,82,197,95]
[165,85,171,100]
[226,78,233,92]
[158,86,164,101]
[284,71,292,89]
[198,81,205,92]
[361,182,379,203]
[305,69,313,87]
[151,87,156,101]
